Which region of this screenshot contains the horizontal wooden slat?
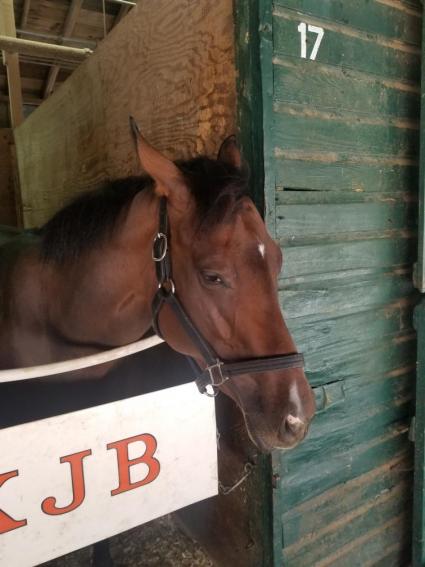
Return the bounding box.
[274,0,421,45]
[281,271,414,319]
[280,237,415,280]
[280,422,410,509]
[276,190,415,205]
[276,201,414,237]
[274,157,418,193]
[290,299,411,342]
[273,59,420,120]
[273,112,419,160]
[284,496,411,566]
[281,454,412,546]
[306,334,415,386]
[273,10,421,83]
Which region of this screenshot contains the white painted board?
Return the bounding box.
[0,382,217,567]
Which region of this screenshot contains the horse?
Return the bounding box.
[0,119,315,453]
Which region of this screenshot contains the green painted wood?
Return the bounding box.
[412,5,425,567]
[281,453,412,546]
[414,3,425,292]
[273,10,421,83]
[280,238,415,279]
[276,201,414,237]
[413,299,425,566]
[280,273,415,319]
[267,1,419,565]
[274,60,420,120]
[234,0,265,214]
[275,0,422,45]
[280,420,411,510]
[275,159,418,194]
[283,484,411,566]
[273,112,419,160]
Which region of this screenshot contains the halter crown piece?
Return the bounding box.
[151,198,305,396]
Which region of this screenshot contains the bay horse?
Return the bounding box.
[0,120,315,453]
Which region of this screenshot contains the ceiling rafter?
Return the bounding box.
[43,0,84,99]
[20,0,31,29]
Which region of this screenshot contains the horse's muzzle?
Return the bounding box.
[278,413,310,448]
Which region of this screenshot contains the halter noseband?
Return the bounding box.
[151,198,304,396]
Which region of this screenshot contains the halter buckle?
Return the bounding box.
[158,278,175,295]
[152,233,168,262]
[206,360,228,387]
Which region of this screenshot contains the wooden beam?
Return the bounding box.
[0,93,43,107]
[0,0,24,128]
[43,0,84,99]
[114,5,131,26]
[20,0,31,29]
[0,35,92,63]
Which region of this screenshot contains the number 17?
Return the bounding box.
[298,22,324,61]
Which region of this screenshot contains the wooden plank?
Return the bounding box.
[292,301,412,344]
[281,454,412,546]
[274,0,422,45]
[0,0,24,128]
[20,0,31,29]
[0,35,92,62]
[306,333,415,386]
[280,272,415,319]
[273,112,419,161]
[279,237,415,280]
[14,0,237,228]
[276,201,414,237]
[274,158,418,193]
[43,0,84,99]
[114,5,130,26]
[285,505,411,566]
[0,129,18,226]
[273,58,421,120]
[273,10,421,83]
[280,420,411,509]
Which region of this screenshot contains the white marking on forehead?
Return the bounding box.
[258,242,266,259]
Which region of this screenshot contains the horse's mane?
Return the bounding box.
[40,156,249,264]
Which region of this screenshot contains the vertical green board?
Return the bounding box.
[258,1,422,565]
[413,4,425,567]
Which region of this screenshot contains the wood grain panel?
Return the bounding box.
[14,0,237,227]
[0,129,18,226]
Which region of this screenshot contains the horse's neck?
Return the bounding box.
[47,190,160,348]
[1,191,161,370]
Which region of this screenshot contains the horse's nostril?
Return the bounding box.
[279,414,308,445]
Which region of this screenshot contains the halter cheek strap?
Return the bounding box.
[151,198,304,396]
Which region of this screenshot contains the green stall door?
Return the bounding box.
[266,0,420,565]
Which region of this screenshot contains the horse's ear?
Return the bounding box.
[217,135,242,169]
[129,116,187,205]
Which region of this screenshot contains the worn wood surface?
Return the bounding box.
[0,129,18,226]
[266,1,420,565]
[0,0,24,127]
[14,0,237,228]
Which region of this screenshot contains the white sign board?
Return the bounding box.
[0,383,217,567]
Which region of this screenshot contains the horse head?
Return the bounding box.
[131,119,315,453]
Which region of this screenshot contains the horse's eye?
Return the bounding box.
[201,271,225,286]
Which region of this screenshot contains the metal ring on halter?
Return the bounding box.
[152,233,168,262]
[206,360,229,387]
[204,384,219,398]
[158,278,175,295]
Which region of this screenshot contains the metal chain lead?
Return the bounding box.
[218,462,255,495]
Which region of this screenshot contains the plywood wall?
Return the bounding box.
[0,129,18,226]
[14,0,236,228]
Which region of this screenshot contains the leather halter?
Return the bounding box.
[151,198,304,396]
